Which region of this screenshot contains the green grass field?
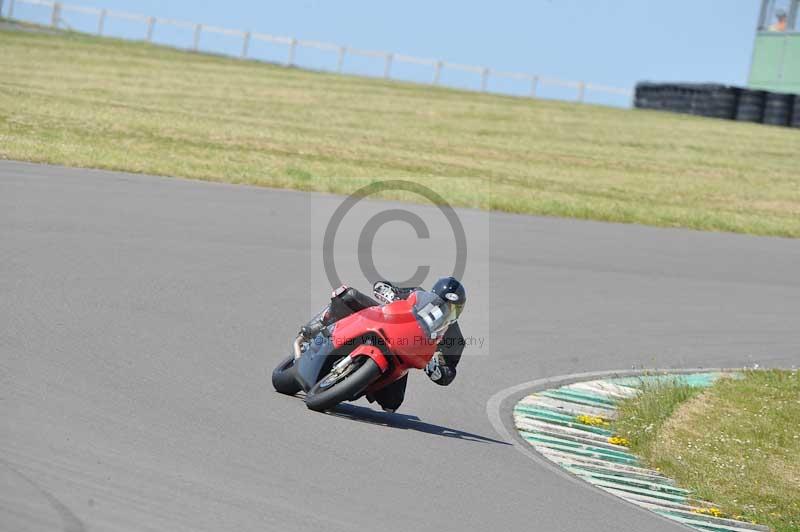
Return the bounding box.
[1,23,799,236]
[614,371,800,532]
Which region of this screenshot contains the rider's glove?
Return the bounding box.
[424,353,443,381]
[300,321,324,339]
[424,353,456,386]
[373,281,399,304]
[300,308,331,339]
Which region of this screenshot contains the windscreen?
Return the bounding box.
[413,291,458,339]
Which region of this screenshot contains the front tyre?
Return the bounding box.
[305,357,381,412]
[272,355,302,395]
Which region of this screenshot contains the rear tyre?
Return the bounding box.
[272,356,302,395]
[305,357,381,412]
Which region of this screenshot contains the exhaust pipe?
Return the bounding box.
[293,334,304,360]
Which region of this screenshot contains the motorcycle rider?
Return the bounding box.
[300,276,466,413]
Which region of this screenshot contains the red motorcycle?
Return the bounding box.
[272,283,455,411]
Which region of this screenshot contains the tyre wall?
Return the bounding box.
[634,82,798,129]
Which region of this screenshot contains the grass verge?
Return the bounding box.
[614,371,800,532]
[1,25,799,236]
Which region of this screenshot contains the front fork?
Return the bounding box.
[329,355,354,376]
[326,344,388,385]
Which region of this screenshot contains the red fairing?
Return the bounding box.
[331,296,440,392]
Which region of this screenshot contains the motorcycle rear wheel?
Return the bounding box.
[305,357,381,412]
[272,355,302,395]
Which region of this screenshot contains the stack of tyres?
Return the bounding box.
[651,84,678,114]
[789,95,800,128]
[677,84,738,119]
[706,85,739,120]
[762,92,794,127]
[633,82,796,128]
[650,85,668,110]
[673,84,694,115]
[661,84,680,112]
[634,83,665,110]
[735,90,767,123]
[633,83,740,119]
[635,83,692,113]
[687,84,709,116]
[685,83,711,117]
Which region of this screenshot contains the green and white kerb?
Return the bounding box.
[513,373,770,532]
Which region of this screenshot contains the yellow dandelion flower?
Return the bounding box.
[692,508,724,518]
[576,414,610,427]
[608,436,630,447]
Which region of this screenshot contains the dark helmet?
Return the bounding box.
[431,276,466,320]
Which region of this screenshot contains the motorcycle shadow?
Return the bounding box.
[327,403,511,446]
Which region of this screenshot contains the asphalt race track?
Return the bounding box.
[2,161,799,532]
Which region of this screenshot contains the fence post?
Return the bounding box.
[287,38,297,66]
[240,31,250,58]
[384,53,393,80]
[433,60,443,85]
[481,68,490,92]
[145,17,155,42]
[192,24,202,51]
[530,75,539,97]
[577,81,586,103]
[97,9,106,35]
[50,2,61,27]
[337,46,346,73]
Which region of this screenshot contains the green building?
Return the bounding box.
[749,0,800,93]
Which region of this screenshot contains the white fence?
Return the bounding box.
[2,0,633,105]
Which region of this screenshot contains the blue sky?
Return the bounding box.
[7,0,764,106]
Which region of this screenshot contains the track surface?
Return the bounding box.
[2,161,799,532]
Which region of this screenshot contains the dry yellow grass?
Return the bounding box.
[1,23,799,236]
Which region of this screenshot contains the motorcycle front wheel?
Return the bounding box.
[305,357,381,412]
